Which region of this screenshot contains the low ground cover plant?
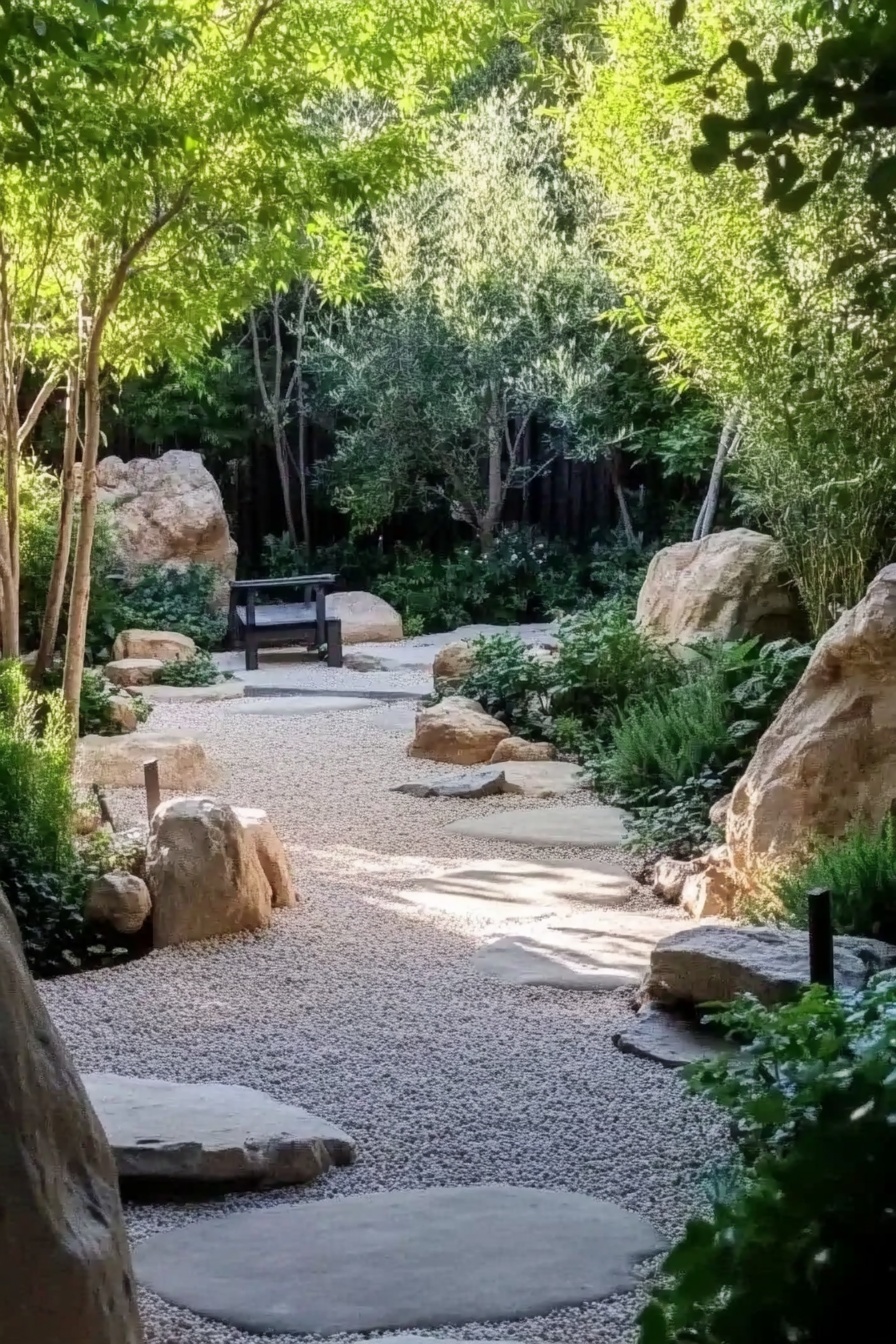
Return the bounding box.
[773,816,896,942]
[155,650,223,687]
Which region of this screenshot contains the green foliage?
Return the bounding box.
[599,637,812,853]
[642,978,896,1343]
[775,816,896,942]
[116,565,226,651]
[571,0,896,633]
[155,651,222,688]
[457,634,553,733]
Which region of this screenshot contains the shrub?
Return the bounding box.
[774,816,896,942]
[41,664,150,737]
[456,634,552,734]
[642,979,896,1344]
[155,650,222,687]
[116,563,227,649]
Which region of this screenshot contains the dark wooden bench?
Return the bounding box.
[228,575,343,672]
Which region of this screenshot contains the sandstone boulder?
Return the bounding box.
[636,528,803,647]
[729,565,896,871]
[85,873,152,935]
[651,857,703,904]
[433,640,476,692]
[326,591,403,644]
[680,848,738,920]
[112,630,197,663]
[97,451,237,608]
[232,807,296,909]
[709,792,733,829]
[0,889,144,1344]
[491,737,558,763]
[644,923,895,1008]
[108,693,139,733]
[409,697,510,765]
[76,732,214,792]
[146,797,272,948]
[105,658,163,688]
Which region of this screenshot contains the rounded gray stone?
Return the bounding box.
[134,1183,663,1335]
[446,804,630,848]
[83,1074,355,1189]
[612,1005,736,1069]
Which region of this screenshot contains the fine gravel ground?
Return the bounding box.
[42,699,729,1344]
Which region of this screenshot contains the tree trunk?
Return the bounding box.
[609,450,638,547]
[0,240,20,657]
[294,279,312,554]
[61,325,102,721]
[481,388,503,553]
[34,359,81,682]
[250,300,299,551]
[694,409,740,541]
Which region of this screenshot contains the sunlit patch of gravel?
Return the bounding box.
[42,699,727,1344]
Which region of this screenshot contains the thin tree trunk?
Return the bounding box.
[0,236,20,656]
[250,300,299,550]
[481,387,503,553]
[293,279,311,554]
[694,409,740,541]
[609,450,638,547]
[34,355,81,681]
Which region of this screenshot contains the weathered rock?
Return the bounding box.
[104,657,163,688]
[392,768,507,799]
[112,629,197,663]
[83,1075,354,1189]
[501,760,590,797]
[232,807,296,909]
[637,528,803,647]
[0,889,144,1344]
[613,1004,735,1069]
[729,564,896,872]
[709,792,733,829]
[85,873,152,934]
[97,451,237,608]
[76,732,214,792]
[145,797,272,948]
[326,591,403,644]
[491,736,558,763]
[680,852,738,920]
[108,692,139,733]
[432,640,476,692]
[409,696,509,765]
[651,857,703,904]
[644,923,896,1008]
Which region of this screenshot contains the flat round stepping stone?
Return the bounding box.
[134,1183,663,1335]
[402,857,634,922]
[447,804,630,848]
[393,769,506,799]
[612,1005,737,1068]
[473,910,684,991]
[83,1074,355,1189]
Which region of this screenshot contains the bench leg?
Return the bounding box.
[245,633,259,672]
[326,620,343,668]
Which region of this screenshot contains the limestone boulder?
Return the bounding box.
[326,591,403,644]
[636,528,803,647]
[232,807,296,909]
[644,923,895,1008]
[709,792,733,829]
[76,732,215,792]
[0,889,144,1344]
[112,630,197,663]
[409,697,510,765]
[97,451,237,609]
[729,565,896,872]
[432,640,476,692]
[680,848,738,920]
[491,737,558,763]
[146,797,272,949]
[105,657,163,688]
[85,873,152,935]
[651,857,703,904]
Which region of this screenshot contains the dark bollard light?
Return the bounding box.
[807,886,835,988]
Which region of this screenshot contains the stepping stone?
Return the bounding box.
[376,704,421,732]
[447,804,630,848]
[613,1004,737,1069]
[501,761,591,797]
[228,695,378,716]
[392,769,506,799]
[134,1183,663,1335]
[83,1075,355,1189]
[473,910,684,991]
[401,857,634,922]
[139,681,245,702]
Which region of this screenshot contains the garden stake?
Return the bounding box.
[807,886,834,988]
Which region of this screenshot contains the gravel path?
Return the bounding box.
[42,699,728,1344]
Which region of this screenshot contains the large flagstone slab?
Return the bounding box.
[447,804,630,848]
[399,857,634,923]
[83,1075,355,1189]
[134,1184,663,1335]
